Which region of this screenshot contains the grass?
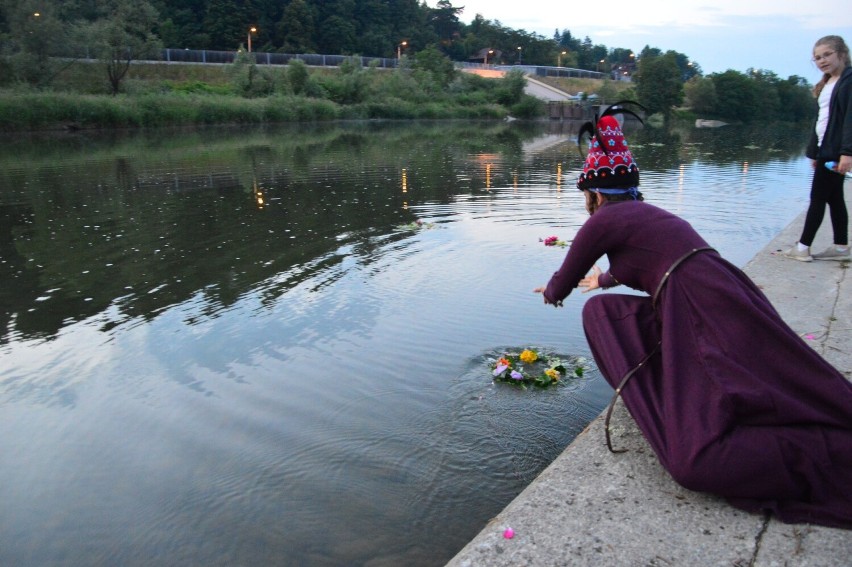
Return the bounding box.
[0,60,610,131]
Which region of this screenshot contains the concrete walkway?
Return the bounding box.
[447,194,852,566]
[523,77,577,102]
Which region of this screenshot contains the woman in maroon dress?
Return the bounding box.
[534,107,852,529]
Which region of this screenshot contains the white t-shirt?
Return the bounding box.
[816,78,837,146]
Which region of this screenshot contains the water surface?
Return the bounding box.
[0,120,811,565]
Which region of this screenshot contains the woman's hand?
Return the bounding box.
[533,286,561,306]
[578,265,602,293]
[838,155,852,176]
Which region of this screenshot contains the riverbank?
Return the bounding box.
[0,59,547,131]
[0,89,514,132]
[446,190,852,565]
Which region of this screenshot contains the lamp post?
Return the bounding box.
[598,58,605,73]
[517,46,522,64]
[485,49,494,65]
[397,40,407,61]
[558,50,566,67]
[247,26,257,52]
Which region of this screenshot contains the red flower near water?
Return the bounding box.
[542,236,567,247]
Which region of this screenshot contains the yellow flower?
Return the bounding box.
[545,368,560,381]
[519,349,538,363]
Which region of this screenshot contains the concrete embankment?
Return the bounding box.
[446,191,852,566]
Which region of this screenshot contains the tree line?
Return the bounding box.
[0,0,817,123]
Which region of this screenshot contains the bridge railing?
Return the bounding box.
[161,48,398,68]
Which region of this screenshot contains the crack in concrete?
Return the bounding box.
[748,514,771,567]
[821,262,849,356]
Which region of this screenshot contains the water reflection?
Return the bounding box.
[0,120,812,565]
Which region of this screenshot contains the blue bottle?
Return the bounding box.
[824,161,852,177]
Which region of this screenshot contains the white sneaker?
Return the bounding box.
[812,246,851,261]
[783,246,812,262]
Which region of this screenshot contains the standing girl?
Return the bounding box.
[785,35,852,261]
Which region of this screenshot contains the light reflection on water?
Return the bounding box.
[0,120,811,565]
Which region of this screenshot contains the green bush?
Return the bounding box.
[510,94,546,119]
[288,59,310,95]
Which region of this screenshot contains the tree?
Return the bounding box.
[709,70,758,123]
[775,75,816,122]
[429,0,463,42]
[86,0,162,94]
[595,78,619,105]
[684,76,717,115]
[411,44,456,90]
[150,0,209,48]
[201,0,249,50]
[0,0,71,87]
[635,51,684,118]
[277,0,317,53]
[287,57,310,94]
[747,69,782,121]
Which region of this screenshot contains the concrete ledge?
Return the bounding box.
[446,195,852,566]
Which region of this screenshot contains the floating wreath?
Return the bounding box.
[541,235,568,248]
[490,348,584,389]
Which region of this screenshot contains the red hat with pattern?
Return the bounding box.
[577,102,645,193]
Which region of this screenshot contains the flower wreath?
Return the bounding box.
[490,348,583,388]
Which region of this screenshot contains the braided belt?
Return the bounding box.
[603,246,716,453]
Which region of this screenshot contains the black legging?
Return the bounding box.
[799,161,848,247]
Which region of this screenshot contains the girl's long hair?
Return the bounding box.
[813,35,851,97]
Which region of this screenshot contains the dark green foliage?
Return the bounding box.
[411,46,457,90]
[635,51,684,118]
[710,71,759,123]
[0,0,818,126]
[287,59,310,95]
[316,57,374,104]
[684,76,718,115]
[510,94,545,119]
[495,69,526,105]
[776,76,815,122]
[228,49,275,97]
[165,80,233,95]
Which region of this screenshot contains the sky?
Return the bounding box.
[428,0,852,81]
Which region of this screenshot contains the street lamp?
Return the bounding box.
[485,49,494,65]
[517,46,522,64]
[397,40,407,61]
[247,26,257,52]
[598,58,605,73]
[558,50,567,67]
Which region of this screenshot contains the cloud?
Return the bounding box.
[428,0,851,79]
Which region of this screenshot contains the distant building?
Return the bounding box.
[469,48,503,64]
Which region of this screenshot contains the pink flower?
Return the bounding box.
[503,527,515,539]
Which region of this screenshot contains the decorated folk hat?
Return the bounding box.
[577,102,645,192]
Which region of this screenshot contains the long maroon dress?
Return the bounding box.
[543,200,852,529]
